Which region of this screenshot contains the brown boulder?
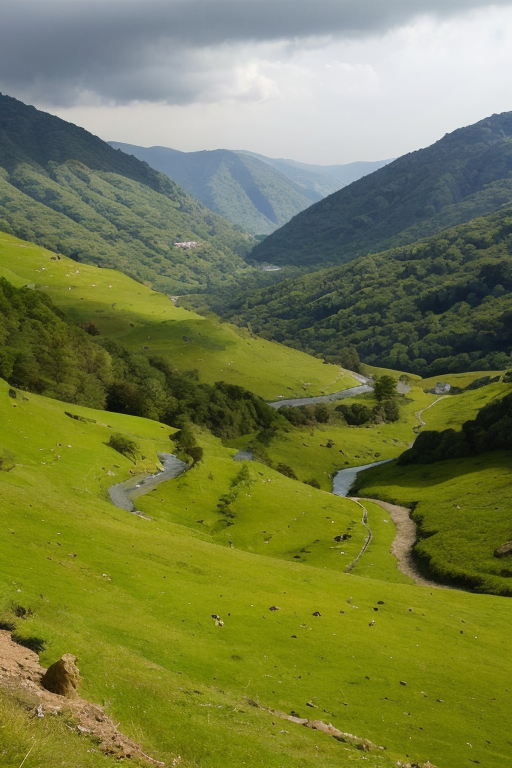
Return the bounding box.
[41,653,81,698]
[494,541,512,558]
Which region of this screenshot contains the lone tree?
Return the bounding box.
[107,433,139,462]
[373,375,397,402]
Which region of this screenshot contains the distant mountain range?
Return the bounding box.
[249,111,512,267]
[108,142,391,235]
[0,93,256,294]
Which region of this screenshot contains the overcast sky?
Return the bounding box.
[2,0,512,163]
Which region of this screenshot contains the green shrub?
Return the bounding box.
[107,433,139,461]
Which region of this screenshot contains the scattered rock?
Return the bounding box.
[494,541,512,558]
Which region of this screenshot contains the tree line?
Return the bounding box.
[0,277,282,440]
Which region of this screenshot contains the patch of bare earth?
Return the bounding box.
[0,630,165,764]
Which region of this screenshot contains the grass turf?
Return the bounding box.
[1,378,512,768]
[0,232,358,400]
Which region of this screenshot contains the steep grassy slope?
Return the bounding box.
[249,110,512,268]
[0,233,358,399]
[1,378,511,768]
[225,207,512,374]
[109,144,317,235]
[0,94,256,293]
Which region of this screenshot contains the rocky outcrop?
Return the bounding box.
[0,631,164,764]
[41,653,81,698]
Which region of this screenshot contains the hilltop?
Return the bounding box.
[249,111,512,268]
[0,94,257,294]
[237,151,392,194]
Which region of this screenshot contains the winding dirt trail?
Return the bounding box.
[336,393,456,587]
[414,396,448,429]
[351,497,454,589]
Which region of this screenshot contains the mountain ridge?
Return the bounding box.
[108,141,392,234]
[248,110,512,268]
[0,93,257,294]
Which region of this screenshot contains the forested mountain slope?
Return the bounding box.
[237,151,392,194]
[108,143,318,235]
[249,111,512,268]
[224,206,512,375]
[0,94,256,293]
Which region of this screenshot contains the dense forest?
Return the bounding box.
[0,278,281,440]
[224,207,512,375]
[249,111,512,268]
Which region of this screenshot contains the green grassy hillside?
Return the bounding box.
[1,378,512,768]
[249,110,512,268]
[227,384,435,491]
[0,94,257,294]
[353,451,512,596]
[0,232,358,400]
[351,378,512,594]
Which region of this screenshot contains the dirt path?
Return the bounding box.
[353,498,453,589]
[414,396,448,429]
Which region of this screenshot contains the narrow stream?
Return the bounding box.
[108,452,189,514]
[332,458,394,498]
[269,383,372,409]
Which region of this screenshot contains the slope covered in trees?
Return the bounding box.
[0,277,282,439]
[108,143,319,235]
[249,111,512,268]
[0,94,256,294]
[224,207,512,375]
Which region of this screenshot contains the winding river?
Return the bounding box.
[108,452,188,516]
[107,378,448,588]
[269,382,372,409]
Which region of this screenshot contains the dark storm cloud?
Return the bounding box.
[1,0,510,105]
